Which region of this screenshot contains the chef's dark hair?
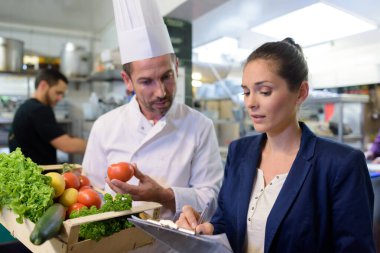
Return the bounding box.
[35,68,68,89]
[122,53,177,77]
[244,37,308,92]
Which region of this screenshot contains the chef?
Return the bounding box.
[82,0,223,222]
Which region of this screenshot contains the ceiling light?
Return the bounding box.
[193,37,238,64]
[192,72,202,80]
[192,80,203,87]
[64,42,76,51]
[193,37,253,64]
[250,2,377,47]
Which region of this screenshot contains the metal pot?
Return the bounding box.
[60,42,90,78]
[0,37,24,72]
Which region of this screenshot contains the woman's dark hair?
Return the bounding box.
[244,37,308,92]
[35,68,68,89]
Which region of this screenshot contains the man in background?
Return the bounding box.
[8,68,86,165]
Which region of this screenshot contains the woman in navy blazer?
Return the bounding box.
[177,38,375,253]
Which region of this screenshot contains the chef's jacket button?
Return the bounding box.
[248,218,251,221]
[255,197,258,199]
[141,126,144,130]
[260,189,263,192]
[269,182,272,185]
[276,176,279,179]
[251,207,254,210]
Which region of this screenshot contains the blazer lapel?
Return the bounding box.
[236,135,263,248]
[264,123,316,253]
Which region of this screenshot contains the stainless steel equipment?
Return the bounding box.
[0,37,24,72]
[60,42,90,77]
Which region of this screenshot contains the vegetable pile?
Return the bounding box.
[69,193,133,241]
[0,148,54,223]
[0,151,135,244]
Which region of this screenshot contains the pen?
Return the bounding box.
[198,202,210,225]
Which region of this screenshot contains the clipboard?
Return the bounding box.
[367,163,380,178]
[128,217,232,253]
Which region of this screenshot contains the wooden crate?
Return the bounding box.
[39,164,83,173]
[0,201,161,253]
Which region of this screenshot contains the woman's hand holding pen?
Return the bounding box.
[176,205,214,235]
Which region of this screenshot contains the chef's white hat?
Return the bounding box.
[112,0,174,64]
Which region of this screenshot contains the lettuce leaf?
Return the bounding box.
[0,148,54,223]
[69,193,133,241]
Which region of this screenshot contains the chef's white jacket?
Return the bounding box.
[82,96,223,219]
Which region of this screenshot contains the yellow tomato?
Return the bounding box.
[59,188,79,207]
[46,172,65,197]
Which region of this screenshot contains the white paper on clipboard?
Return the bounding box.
[128,216,233,253]
[367,162,380,172]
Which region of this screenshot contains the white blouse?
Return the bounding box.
[245,169,288,253]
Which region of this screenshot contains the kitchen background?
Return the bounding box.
[0,0,380,163]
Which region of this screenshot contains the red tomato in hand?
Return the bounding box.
[63,172,80,190]
[77,189,101,209]
[107,162,134,182]
[79,175,91,188]
[67,202,86,218]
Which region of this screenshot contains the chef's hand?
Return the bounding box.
[106,164,175,212]
[176,205,214,235]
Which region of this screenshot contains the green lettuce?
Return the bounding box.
[69,193,133,241]
[0,148,54,223]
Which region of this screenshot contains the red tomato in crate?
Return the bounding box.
[107,162,134,182]
[77,189,101,209]
[79,175,91,188]
[67,202,86,218]
[63,172,80,190]
[71,168,82,176]
[79,185,92,192]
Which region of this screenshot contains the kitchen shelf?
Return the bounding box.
[0,71,35,98]
[302,93,369,150]
[304,94,369,104]
[0,70,37,76]
[68,76,88,83]
[66,70,123,84]
[197,98,243,146]
[87,69,123,82]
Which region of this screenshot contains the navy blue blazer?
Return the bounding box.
[211,122,375,253]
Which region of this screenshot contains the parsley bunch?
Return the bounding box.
[69,193,133,241]
[0,148,55,223]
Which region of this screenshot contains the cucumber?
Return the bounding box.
[29,203,66,245]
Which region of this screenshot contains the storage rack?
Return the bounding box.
[302,93,369,149]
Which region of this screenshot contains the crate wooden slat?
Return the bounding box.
[0,202,161,253]
[39,164,82,171]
